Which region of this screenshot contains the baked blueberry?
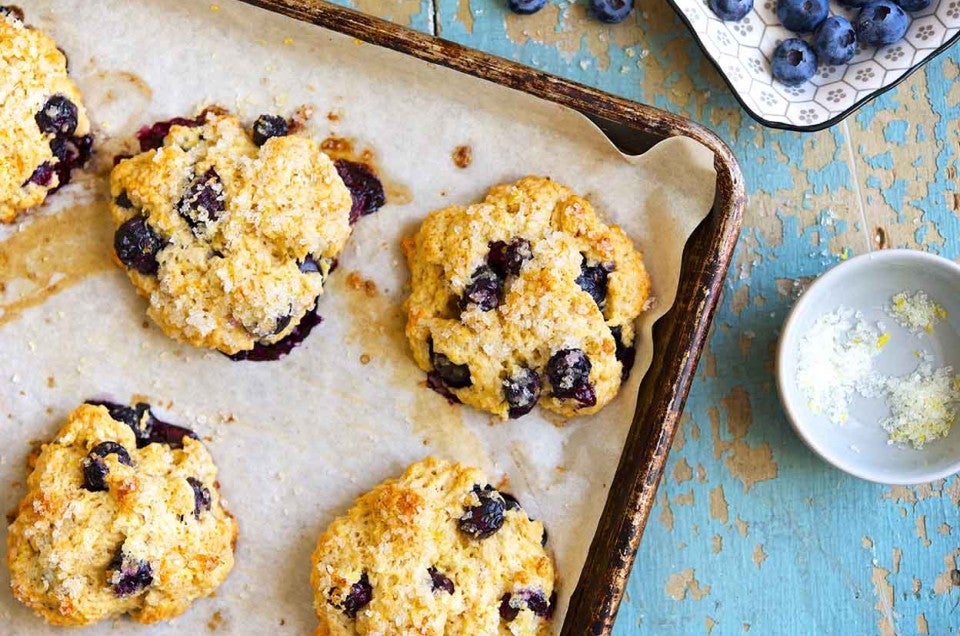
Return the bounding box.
[610,325,637,381]
[426,371,463,404]
[338,573,372,618]
[334,159,385,223]
[252,114,288,146]
[177,167,225,231]
[35,95,78,135]
[24,162,53,187]
[0,5,25,20]
[227,307,324,362]
[458,485,506,539]
[135,116,202,152]
[461,265,503,312]
[855,1,909,46]
[186,477,212,518]
[589,0,634,23]
[107,550,153,597]
[499,589,551,621]
[47,133,93,193]
[428,567,455,594]
[575,257,611,309]
[431,349,472,389]
[500,491,523,511]
[508,0,547,13]
[814,16,857,66]
[708,0,754,21]
[81,442,133,492]
[114,191,134,209]
[503,368,542,418]
[776,0,828,32]
[547,348,595,406]
[114,215,165,275]
[487,238,532,277]
[298,255,321,274]
[771,39,818,86]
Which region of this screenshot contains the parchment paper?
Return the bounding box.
[0,1,717,633]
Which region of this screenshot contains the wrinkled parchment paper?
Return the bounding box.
[0,0,717,632]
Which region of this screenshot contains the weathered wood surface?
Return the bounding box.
[305,1,959,633]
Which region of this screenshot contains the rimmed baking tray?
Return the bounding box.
[236,1,746,632]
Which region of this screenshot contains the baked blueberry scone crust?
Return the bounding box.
[403,176,651,419]
[7,402,237,626]
[311,457,556,635]
[110,110,353,354]
[0,6,92,223]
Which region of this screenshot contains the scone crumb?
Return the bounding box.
[452,145,472,169]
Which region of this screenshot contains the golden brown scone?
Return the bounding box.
[0,6,92,222]
[7,402,237,626]
[403,176,650,420]
[311,457,556,635]
[109,110,353,354]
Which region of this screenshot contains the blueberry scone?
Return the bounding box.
[7,402,237,626]
[109,110,354,355]
[311,457,555,635]
[403,176,650,420]
[0,5,92,223]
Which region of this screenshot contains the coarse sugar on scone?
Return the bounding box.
[403,176,650,419]
[6,402,237,626]
[0,6,92,222]
[110,109,354,354]
[311,457,556,635]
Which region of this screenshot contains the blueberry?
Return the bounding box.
[428,567,455,594]
[47,134,93,192]
[487,239,532,278]
[460,265,503,312]
[85,400,198,449]
[813,16,857,66]
[136,116,202,152]
[333,159,385,224]
[227,306,324,362]
[546,348,596,406]
[575,257,611,309]
[708,0,753,21]
[81,442,133,492]
[500,491,523,511]
[107,550,153,597]
[771,39,818,86]
[186,477,211,518]
[458,485,506,539]
[114,215,165,275]
[1,6,25,21]
[298,255,321,274]
[177,167,226,231]
[776,0,827,32]
[252,114,288,147]
[508,0,547,13]
[431,350,472,389]
[503,368,542,418]
[894,0,930,10]
[426,371,463,404]
[24,162,53,187]
[855,1,909,46]
[35,95,78,136]
[837,0,872,7]
[610,326,637,382]
[114,191,134,209]
[338,572,372,618]
[499,589,552,621]
[589,0,634,23]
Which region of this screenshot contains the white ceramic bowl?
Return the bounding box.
[777,249,960,484]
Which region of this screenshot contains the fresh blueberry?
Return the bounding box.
[81,442,133,492]
[114,215,165,275]
[461,265,503,312]
[837,0,872,7]
[136,116,202,152]
[771,39,818,86]
[813,16,857,66]
[499,589,552,621]
[776,0,828,32]
[428,567,455,594]
[589,0,634,23]
[503,368,542,418]
[186,477,211,518]
[708,0,753,21]
[610,326,637,382]
[228,306,324,362]
[252,114,288,147]
[338,573,372,618]
[458,485,506,539]
[575,257,611,309]
[35,95,78,136]
[894,0,930,10]
[333,159,385,224]
[547,348,596,406]
[508,0,547,13]
[855,1,909,46]
[114,191,134,209]
[177,167,225,231]
[431,350,472,389]
[107,550,153,597]
[487,239,532,278]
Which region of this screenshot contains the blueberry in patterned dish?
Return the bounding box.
[110,108,384,358]
[0,6,93,222]
[666,0,960,130]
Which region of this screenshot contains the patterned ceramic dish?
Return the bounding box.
[667,0,960,130]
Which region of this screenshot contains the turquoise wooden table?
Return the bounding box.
[355,1,959,632]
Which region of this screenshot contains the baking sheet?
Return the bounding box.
[0,0,717,632]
